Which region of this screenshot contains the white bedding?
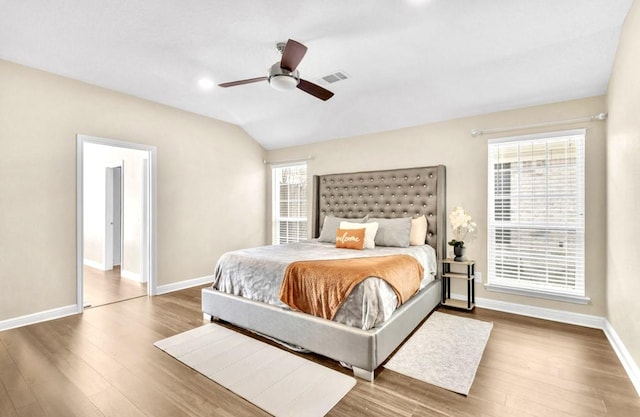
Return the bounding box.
[211,240,437,330]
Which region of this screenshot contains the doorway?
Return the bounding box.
[106,164,123,271]
[76,135,157,311]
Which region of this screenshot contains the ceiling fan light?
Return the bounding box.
[269,74,299,91]
[268,62,300,91]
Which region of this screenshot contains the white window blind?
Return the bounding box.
[272,163,307,244]
[487,129,585,297]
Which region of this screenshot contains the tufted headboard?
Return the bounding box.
[311,165,446,266]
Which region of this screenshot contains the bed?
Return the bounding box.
[202,165,446,380]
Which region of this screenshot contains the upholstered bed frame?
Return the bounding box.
[201,165,446,380]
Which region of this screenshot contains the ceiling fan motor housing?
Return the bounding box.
[268,62,300,91]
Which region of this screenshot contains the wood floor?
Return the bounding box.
[1,286,639,417]
[83,266,147,308]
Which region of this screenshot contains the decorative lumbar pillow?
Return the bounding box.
[335,228,365,250]
[368,217,411,247]
[340,221,379,249]
[318,215,366,243]
[410,215,428,246]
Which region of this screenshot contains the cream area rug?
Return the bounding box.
[384,311,492,395]
[154,323,356,417]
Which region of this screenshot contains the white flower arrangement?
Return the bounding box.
[448,206,476,248]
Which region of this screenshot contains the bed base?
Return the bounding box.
[201,278,441,381]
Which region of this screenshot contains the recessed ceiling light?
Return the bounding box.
[198,78,215,89]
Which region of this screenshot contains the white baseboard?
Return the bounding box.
[121,269,144,283]
[0,305,79,332]
[603,320,640,396]
[84,261,144,283]
[450,292,640,396]
[83,258,106,270]
[450,292,605,329]
[1,276,212,331]
[155,275,214,295]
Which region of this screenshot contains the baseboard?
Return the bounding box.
[155,275,215,295]
[603,320,640,396]
[0,305,79,332]
[121,269,144,283]
[1,275,214,330]
[450,292,605,329]
[451,292,640,396]
[83,258,106,270]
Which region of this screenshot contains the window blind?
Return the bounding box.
[487,130,585,296]
[272,163,307,244]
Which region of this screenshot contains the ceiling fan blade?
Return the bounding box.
[280,39,307,72]
[297,79,334,101]
[218,76,268,88]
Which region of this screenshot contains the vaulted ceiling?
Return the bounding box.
[0,0,632,149]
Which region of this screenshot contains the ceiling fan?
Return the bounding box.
[218,39,334,101]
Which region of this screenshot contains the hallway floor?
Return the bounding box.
[83,265,147,308]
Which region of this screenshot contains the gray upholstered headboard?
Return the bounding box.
[311,165,446,266]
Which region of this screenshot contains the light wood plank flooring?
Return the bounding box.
[83,266,147,308]
[1,286,639,417]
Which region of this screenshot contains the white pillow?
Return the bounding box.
[340,221,379,249]
[318,215,366,243]
[410,215,428,245]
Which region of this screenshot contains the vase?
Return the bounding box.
[453,246,466,262]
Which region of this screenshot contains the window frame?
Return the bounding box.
[486,129,589,304]
[271,162,308,245]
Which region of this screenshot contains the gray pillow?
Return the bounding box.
[368,217,412,247]
[318,215,366,243]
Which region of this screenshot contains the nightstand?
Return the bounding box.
[441,258,475,311]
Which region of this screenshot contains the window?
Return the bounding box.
[487,130,586,300]
[272,163,307,244]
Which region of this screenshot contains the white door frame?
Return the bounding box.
[76,135,158,313]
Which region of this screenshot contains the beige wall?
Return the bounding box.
[0,59,266,322]
[607,0,640,368]
[267,96,607,316]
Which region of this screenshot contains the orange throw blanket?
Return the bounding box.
[279,255,423,320]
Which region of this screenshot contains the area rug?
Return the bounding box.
[154,323,356,417]
[383,311,492,395]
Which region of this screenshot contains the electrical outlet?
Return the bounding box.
[475,271,482,283]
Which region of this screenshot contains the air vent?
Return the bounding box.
[318,71,349,85]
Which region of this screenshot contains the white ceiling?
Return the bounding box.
[0,1,632,150]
